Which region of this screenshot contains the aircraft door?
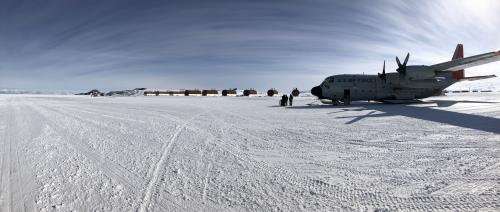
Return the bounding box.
[343,89,351,105]
[375,77,386,100]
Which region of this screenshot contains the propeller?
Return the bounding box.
[378,60,387,82]
[396,53,410,76]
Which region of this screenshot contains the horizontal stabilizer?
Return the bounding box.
[459,75,497,81]
[432,50,500,71]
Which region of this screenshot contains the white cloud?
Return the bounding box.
[0,0,499,92]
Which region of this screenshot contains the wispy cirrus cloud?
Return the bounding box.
[0,0,499,92]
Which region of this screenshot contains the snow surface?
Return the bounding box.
[1,93,500,211]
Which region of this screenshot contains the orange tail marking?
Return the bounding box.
[452,44,464,79]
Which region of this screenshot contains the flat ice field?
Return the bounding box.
[1,93,500,211]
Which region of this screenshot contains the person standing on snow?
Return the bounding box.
[289,94,293,106]
[281,94,288,106]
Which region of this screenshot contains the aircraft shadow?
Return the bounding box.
[289,100,500,134]
[429,100,496,107]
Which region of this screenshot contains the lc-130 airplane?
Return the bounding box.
[311,44,499,104]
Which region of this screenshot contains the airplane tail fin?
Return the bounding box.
[451,44,497,82]
[452,44,464,60]
[452,44,465,79]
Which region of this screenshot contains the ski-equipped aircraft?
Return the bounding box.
[311,44,499,104]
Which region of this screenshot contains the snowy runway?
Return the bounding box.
[1,94,500,211]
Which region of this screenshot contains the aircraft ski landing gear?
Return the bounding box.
[320,99,341,105]
[343,100,350,105]
[343,89,351,105]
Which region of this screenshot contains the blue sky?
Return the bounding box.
[1,0,499,92]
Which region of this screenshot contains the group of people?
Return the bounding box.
[280,94,294,107]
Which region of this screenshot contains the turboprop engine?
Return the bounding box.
[394,53,436,81]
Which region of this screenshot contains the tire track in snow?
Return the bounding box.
[139,114,200,212]
[137,100,500,210]
[11,96,500,210]
[37,104,141,146]
[44,98,192,124]
[202,102,492,209]
[26,102,153,208]
[0,99,37,212]
[11,107,28,212]
[201,109,338,210]
[202,152,214,202]
[201,107,500,210]
[41,101,191,147]
[27,100,186,211]
[12,105,37,212]
[0,104,13,212]
[2,103,22,212]
[47,103,147,124]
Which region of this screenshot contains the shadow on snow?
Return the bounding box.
[288,100,500,134]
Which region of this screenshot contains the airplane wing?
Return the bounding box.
[459,75,497,81]
[431,50,500,71]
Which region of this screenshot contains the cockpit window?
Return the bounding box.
[325,77,335,83]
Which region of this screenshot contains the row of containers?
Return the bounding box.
[144,88,300,97]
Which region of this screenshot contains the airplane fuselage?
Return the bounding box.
[311,70,458,102]
[310,44,499,103]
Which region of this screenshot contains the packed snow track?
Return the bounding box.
[1,93,500,211]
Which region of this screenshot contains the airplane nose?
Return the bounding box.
[311,86,322,98]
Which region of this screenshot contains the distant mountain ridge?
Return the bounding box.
[0,88,76,95]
